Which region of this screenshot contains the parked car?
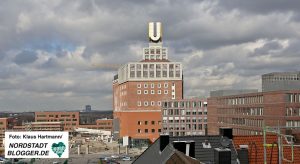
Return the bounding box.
[122,156,132,161]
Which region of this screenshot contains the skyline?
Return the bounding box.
[1,0,300,111]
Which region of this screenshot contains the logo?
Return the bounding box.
[51,142,66,157]
[148,22,162,43]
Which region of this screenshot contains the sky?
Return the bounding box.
[0,0,300,111]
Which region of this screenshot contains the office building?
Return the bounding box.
[85,105,92,112]
[78,118,113,131]
[208,90,300,137]
[262,71,300,92]
[113,22,183,142]
[13,122,64,131]
[0,118,14,155]
[79,110,112,125]
[161,98,207,136]
[35,111,80,131]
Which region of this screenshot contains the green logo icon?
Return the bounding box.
[51,142,66,157]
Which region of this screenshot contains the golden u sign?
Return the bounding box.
[148,22,162,43]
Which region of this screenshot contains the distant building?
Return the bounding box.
[35,111,80,131]
[208,90,300,136]
[113,22,183,142]
[210,89,258,97]
[262,71,300,92]
[79,111,112,125]
[13,122,63,131]
[85,105,92,112]
[78,118,113,131]
[161,98,207,136]
[0,118,14,155]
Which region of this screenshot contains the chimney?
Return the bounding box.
[186,141,195,158]
[160,134,169,152]
[173,141,195,158]
[237,146,249,164]
[219,127,233,139]
[214,148,231,164]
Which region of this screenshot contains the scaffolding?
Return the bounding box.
[263,125,300,164]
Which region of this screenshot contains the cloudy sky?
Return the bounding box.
[0,0,300,111]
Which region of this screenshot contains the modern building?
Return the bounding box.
[13,122,64,131]
[161,98,207,136]
[79,110,112,125]
[84,105,92,112]
[35,111,80,131]
[0,118,14,155]
[210,89,258,97]
[262,71,300,92]
[113,22,183,142]
[207,90,300,137]
[78,118,113,131]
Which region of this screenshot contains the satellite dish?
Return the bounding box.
[220,136,230,147]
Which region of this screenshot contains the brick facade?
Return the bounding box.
[208,90,300,136]
[35,111,80,131]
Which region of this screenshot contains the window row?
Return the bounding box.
[286,120,300,127]
[226,96,264,105]
[286,108,300,116]
[218,117,264,127]
[129,63,181,78]
[137,120,161,125]
[217,107,263,116]
[162,109,207,116]
[144,48,167,55]
[162,101,207,108]
[164,124,207,130]
[163,118,207,123]
[137,101,161,107]
[137,128,162,133]
[287,93,300,103]
[137,83,169,88]
[137,90,168,95]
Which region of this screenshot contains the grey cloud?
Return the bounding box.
[14,50,38,65]
[218,0,300,15]
[0,0,299,111]
[253,41,283,56]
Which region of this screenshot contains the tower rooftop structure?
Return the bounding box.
[113,22,183,142]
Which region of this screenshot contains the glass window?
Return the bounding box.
[164,83,168,88]
[151,101,155,106]
[144,101,148,106]
[164,90,168,94]
[157,83,161,88]
[151,83,155,88]
[157,101,161,106]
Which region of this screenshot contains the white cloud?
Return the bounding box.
[0,0,300,111]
